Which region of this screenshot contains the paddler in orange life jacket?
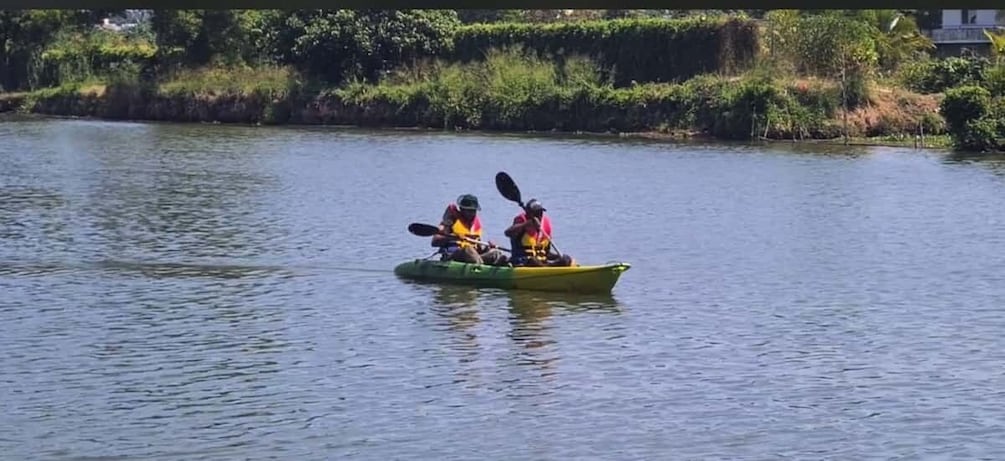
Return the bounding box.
[430,194,509,266]
[504,198,575,267]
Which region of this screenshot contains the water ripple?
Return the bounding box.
[5,121,1005,458]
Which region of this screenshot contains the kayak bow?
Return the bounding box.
[393,259,630,294]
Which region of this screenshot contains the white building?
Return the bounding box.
[925,9,1004,57]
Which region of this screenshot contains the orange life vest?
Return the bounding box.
[447,204,482,249]
[518,213,552,261]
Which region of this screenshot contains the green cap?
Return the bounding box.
[457,194,480,211]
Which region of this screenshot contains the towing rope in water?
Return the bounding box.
[313,266,391,274]
[0,258,396,277]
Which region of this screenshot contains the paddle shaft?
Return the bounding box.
[409,222,511,252]
[449,234,511,253]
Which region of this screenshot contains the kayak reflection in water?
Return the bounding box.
[504,198,575,267]
[430,194,509,266]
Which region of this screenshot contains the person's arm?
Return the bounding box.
[504,215,532,239]
[431,207,457,247]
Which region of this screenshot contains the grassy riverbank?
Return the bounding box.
[1,51,947,147]
[2,10,999,150]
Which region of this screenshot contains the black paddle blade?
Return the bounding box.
[495,171,522,205]
[407,222,440,237]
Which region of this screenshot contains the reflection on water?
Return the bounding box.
[943,152,1005,178]
[505,290,621,345]
[760,141,877,158]
[504,290,622,374]
[421,284,624,375]
[428,285,483,364]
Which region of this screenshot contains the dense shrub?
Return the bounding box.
[940,85,1003,151]
[38,31,156,87]
[898,56,991,94]
[983,65,1005,97]
[324,49,840,138]
[274,10,461,85]
[956,117,1001,152]
[450,17,759,86]
[940,85,991,132]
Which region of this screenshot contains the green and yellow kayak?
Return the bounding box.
[393,259,630,294]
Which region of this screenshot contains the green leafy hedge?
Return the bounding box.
[38,34,156,87]
[940,85,1004,151]
[450,17,759,86]
[898,56,992,94]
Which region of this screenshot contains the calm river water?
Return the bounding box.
[3,119,1005,459]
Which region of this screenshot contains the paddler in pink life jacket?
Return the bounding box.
[430,194,508,266]
[504,198,575,267]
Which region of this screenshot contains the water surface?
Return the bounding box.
[3,119,1005,459]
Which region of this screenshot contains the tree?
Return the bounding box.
[984,29,1005,65]
[150,10,269,68]
[276,10,460,84]
[149,10,200,65]
[852,10,934,72]
[793,15,879,78]
[793,14,880,143]
[0,10,116,90]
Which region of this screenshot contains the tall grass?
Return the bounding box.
[451,17,760,85]
[337,47,608,129]
[11,45,945,142]
[157,65,304,98]
[329,47,943,139]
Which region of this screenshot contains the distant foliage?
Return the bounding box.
[764,10,930,77]
[898,56,991,94]
[150,10,270,68]
[791,14,878,78]
[272,10,461,85]
[450,17,760,86]
[851,10,934,73]
[940,85,1004,151]
[38,30,155,87]
[0,10,119,91]
[984,65,1005,97]
[332,48,877,140]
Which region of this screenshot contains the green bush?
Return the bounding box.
[983,65,1005,97]
[842,72,871,109]
[940,85,991,132]
[329,49,848,139]
[451,17,759,86]
[955,117,1001,152]
[701,77,793,139]
[940,85,1003,151]
[37,31,156,88]
[898,56,991,94]
[275,10,461,85]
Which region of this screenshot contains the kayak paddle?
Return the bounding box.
[407,222,511,252]
[494,172,563,257]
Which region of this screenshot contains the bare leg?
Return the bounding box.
[448,247,484,265]
[480,249,509,266]
[521,258,544,267]
[547,254,575,267]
